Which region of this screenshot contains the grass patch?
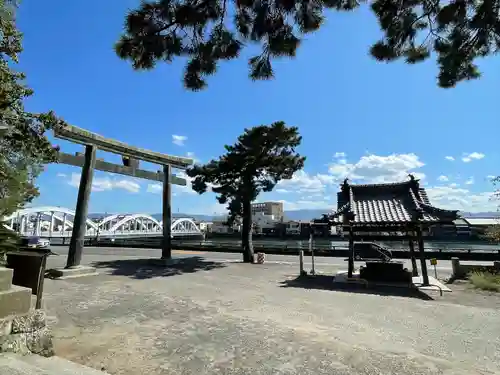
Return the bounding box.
[469,272,500,292]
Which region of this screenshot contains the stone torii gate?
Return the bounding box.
[50,124,193,278]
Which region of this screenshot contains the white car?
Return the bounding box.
[20,236,51,249]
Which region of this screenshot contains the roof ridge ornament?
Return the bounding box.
[341,178,350,191]
[408,173,418,183]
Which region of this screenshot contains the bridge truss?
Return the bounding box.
[2,206,203,239]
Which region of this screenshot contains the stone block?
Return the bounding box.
[25,327,54,357]
[48,265,98,280]
[0,267,13,292]
[0,318,12,337]
[12,310,46,334]
[0,333,30,355]
[0,328,54,357]
[0,285,31,319]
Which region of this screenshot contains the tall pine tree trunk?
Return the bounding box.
[241,199,254,263]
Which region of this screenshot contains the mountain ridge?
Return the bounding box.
[88,209,499,222]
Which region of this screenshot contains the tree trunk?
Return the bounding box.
[241,199,254,263]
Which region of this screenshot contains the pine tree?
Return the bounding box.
[115,0,496,90]
[186,121,305,262]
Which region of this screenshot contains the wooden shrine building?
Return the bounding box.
[325,175,459,285]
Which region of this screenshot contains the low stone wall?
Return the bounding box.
[0,267,54,357]
[451,258,500,279]
[0,310,54,357]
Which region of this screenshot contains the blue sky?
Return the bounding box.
[17,0,499,215]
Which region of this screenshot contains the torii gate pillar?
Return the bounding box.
[161,164,172,260]
[66,145,96,268]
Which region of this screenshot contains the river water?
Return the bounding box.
[202,238,500,252]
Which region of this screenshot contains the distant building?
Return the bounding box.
[463,217,499,238]
[252,212,278,234]
[251,201,284,222]
[284,221,302,235]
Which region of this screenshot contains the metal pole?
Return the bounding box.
[348,225,354,278]
[309,225,316,275]
[49,212,55,238]
[299,250,304,275]
[66,145,96,268]
[35,255,48,309]
[161,164,172,260]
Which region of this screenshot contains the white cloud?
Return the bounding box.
[334,152,346,158]
[274,152,497,213]
[147,183,162,194]
[273,153,426,209]
[145,171,196,195]
[465,177,474,185]
[172,135,187,146]
[462,152,485,163]
[173,171,197,195]
[274,153,427,212]
[277,199,335,211]
[186,151,200,164]
[427,186,497,212]
[65,173,141,193]
[136,150,498,214]
[328,153,425,184]
[275,188,290,194]
[277,170,335,194]
[445,156,455,161]
[114,180,141,193]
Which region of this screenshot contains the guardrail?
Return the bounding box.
[84,239,500,262]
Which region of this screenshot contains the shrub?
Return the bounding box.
[0,222,19,263]
[469,272,500,292]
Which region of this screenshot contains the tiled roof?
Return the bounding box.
[327,178,458,225]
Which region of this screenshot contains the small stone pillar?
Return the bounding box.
[299,250,304,275]
[451,257,461,279]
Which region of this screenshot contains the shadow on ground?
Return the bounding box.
[281,275,434,300]
[91,256,226,279]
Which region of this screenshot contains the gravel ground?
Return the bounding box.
[40,257,500,375]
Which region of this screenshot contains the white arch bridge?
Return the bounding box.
[2,206,204,240]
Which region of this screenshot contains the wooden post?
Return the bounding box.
[415,225,429,286]
[66,145,96,268]
[348,225,354,278]
[35,255,48,309]
[408,233,419,276]
[161,164,172,260]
